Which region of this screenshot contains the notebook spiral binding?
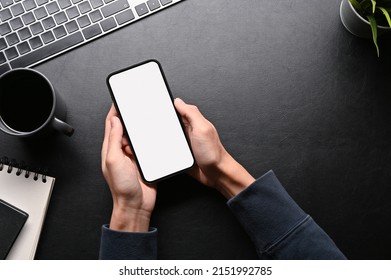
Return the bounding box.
[0,156,47,183]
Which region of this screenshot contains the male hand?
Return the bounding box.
[174,98,255,198]
[101,105,156,232]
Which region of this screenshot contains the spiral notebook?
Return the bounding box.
[0,157,55,260]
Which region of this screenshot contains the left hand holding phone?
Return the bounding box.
[174,98,255,199]
[101,105,157,233]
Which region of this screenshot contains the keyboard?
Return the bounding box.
[0,0,184,75]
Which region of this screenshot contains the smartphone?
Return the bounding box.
[0,199,28,259]
[107,60,194,183]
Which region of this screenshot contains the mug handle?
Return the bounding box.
[53,118,74,137]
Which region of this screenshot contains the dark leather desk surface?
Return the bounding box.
[1,0,390,260]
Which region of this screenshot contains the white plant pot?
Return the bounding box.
[340,0,390,39]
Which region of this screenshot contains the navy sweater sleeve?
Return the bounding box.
[99,171,346,260]
[99,225,157,260]
[227,170,346,259]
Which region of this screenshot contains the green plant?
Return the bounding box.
[349,0,391,56]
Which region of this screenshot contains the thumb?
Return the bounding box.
[174,98,206,129]
[174,98,188,117]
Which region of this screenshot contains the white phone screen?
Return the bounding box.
[107,60,194,183]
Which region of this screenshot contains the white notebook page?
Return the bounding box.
[0,164,55,260]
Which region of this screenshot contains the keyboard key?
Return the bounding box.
[53,25,67,38]
[34,7,48,20]
[17,41,31,54]
[104,0,114,3]
[135,3,148,16]
[0,23,12,36]
[22,12,36,25]
[46,2,60,15]
[66,6,79,19]
[0,8,12,21]
[0,0,14,8]
[101,0,130,18]
[147,0,160,11]
[29,36,43,49]
[160,0,172,5]
[54,12,68,24]
[65,20,78,33]
[41,30,54,43]
[0,38,7,50]
[10,17,23,30]
[5,47,18,60]
[23,0,37,11]
[71,0,82,4]
[90,0,103,9]
[30,22,43,34]
[58,0,71,9]
[82,23,101,39]
[36,0,48,5]
[0,52,6,64]
[78,1,91,14]
[6,33,19,45]
[18,27,32,40]
[100,17,116,31]
[115,9,134,25]
[0,42,7,55]
[11,3,25,16]
[10,31,84,68]
[54,11,67,24]
[77,15,90,28]
[89,10,103,23]
[0,63,11,75]
[42,17,55,30]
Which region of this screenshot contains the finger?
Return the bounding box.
[103,105,117,145]
[121,136,130,150]
[124,145,133,157]
[106,104,118,123]
[106,116,125,166]
[121,136,134,157]
[102,105,117,168]
[174,98,206,131]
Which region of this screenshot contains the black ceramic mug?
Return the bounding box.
[0,68,74,137]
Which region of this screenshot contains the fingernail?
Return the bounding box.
[175,98,184,104]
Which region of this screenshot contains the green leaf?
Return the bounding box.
[377,6,391,27]
[367,15,380,57]
[350,0,363,11]
[384,7,391,14]
[361,1,374,14]
[371,0,377,13]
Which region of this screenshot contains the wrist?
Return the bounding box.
[214,152,255,199]
[110,205,151,232]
